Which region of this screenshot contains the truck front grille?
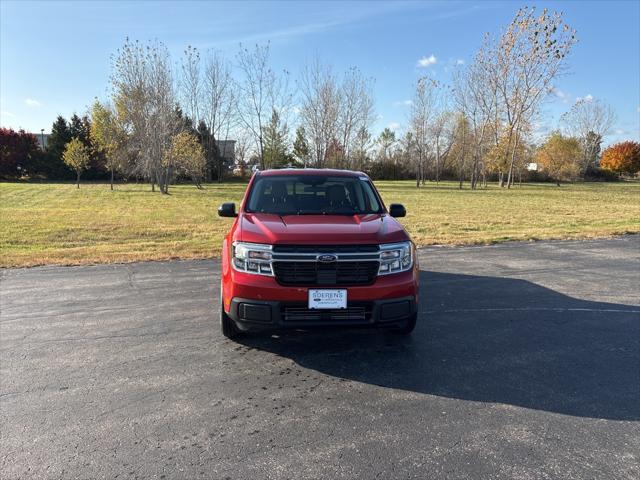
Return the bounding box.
[271,244,380,286]
[273,261,379,286]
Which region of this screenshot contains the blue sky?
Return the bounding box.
[1,0,638,145]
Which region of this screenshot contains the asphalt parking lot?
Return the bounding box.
[1,237,639,479]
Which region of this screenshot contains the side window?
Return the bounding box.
[362,181,381,212]
[352,182,366,211]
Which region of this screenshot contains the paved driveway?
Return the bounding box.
[1,237,639,479]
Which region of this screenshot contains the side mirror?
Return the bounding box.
[389,204,406,218]
[218,202,237,217]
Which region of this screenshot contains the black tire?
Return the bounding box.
[393,313,417,335]
[220,288,241,339]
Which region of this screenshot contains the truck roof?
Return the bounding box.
[257,168,366,178]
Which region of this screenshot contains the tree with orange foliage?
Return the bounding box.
[600,141,640,176]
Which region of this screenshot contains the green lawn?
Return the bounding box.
[1,180,638,268]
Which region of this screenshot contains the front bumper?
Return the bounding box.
[228,295,417,331]
[222,256,419,331]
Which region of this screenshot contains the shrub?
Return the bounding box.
[0,128,40,179]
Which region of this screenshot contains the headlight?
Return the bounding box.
[232,242,273,276]
[378,241,413,275]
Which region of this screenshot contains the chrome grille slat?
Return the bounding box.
[272,244,380,286]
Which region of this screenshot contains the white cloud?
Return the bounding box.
[25,98,41,107]
[456,59,465,65]
[393,99,413,107]
[636,106,640,113]
[614,129,626,135]
[387,122,401,132]
[576,94,593,103]
[1,110,15,118]
[550,87,570,103]
[417,54,437,68]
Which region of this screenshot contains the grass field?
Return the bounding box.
[1,180,639,268]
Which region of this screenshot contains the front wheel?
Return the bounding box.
[393,313,417,335]
[220,287,241,339]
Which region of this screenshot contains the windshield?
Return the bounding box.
[245,175,384,215]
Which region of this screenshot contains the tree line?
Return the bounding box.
[2,6,639,188]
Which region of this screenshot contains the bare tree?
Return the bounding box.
[430,110,453,184]
[263,64,292,170]
[352,126,373,172]
[452,59,496,189]
[112,39,179,193]
[180,45,201,126]
[561,98,616,174]
[236,43,277,170]
[338,68,375,169]
[408,77,438,187]
[299,59,341,168]
[203,50,235,180]
[233,130,252,173]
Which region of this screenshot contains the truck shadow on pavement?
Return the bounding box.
[238,270,640,421]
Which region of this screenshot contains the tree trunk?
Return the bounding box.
[458,124,466,190]
[164,165,174,194]
[205,137,212,182]
[76,171,80,189]
[470,154,478,190]
[435,137,440,184]
[110,167,114,191]
[506,129,521,190]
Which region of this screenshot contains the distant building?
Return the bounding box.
[33,133,50,150]
[217,140,235,164]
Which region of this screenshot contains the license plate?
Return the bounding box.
[308,289,347,309]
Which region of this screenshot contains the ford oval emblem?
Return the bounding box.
[317,254,338,263]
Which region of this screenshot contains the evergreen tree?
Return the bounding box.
[353,127,372,172]
[174,107,196,134]
[293,126,310,167]
[262,109,291,169]
[46,115,74,179]
[196,120,219,181]
[70,114,89,144]
[48,116,71,159]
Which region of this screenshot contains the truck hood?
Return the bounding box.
[239,213,409,245]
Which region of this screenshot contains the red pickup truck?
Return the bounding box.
[217,169,419,339]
